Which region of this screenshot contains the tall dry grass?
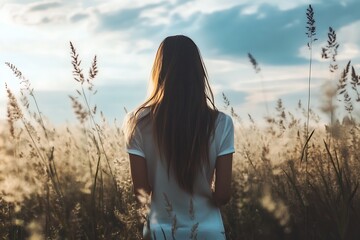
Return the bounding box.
[1,4,360,240]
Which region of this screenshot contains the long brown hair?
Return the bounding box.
[127,35,218,193]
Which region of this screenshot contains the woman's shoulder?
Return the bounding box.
[214,111,234,136]
[215,111,233,125]
[129,106,150,116]
[123,107,151,130]
[125,107,151,122]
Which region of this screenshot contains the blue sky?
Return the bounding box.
[1,0,360,125]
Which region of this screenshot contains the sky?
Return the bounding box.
[1,0,360,125]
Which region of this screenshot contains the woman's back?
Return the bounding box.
[126,107,234,239]
[123,35,234,239]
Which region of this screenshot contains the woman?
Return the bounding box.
[123,35,234,239]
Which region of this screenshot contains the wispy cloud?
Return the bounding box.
[69,13,89,23]
[27,1,61,12]
[96,3,166,33]
[4,1,70,25]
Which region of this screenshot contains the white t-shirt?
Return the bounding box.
[125,108,235,239]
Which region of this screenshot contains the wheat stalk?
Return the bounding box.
[248,53,269,116]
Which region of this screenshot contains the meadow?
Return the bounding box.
[1,5,360,240]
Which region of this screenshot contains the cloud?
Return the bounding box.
[1,0,97,26]
[194,1,360,65]
[4,1,70,25]
[206,56,330,110]
[27,1,61,12]
[169,0,242,19]
[215,89,247,108]
[195,4,308,65]
[97,3,166,30]
[69,13,89,23]
[99,8,144,30]
[298,19,360,65]
[169,0,314,20]
[93,2,188,43]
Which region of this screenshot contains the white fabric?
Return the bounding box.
[124,108,235,239]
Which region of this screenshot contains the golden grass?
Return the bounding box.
[1,77,360,239]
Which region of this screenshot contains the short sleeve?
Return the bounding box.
[123,113,146,158]
[218,114,235,157]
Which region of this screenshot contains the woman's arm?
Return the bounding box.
[213,153,233,206]
[129,154,152,201]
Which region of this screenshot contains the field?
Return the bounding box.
[1,6,360,240]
